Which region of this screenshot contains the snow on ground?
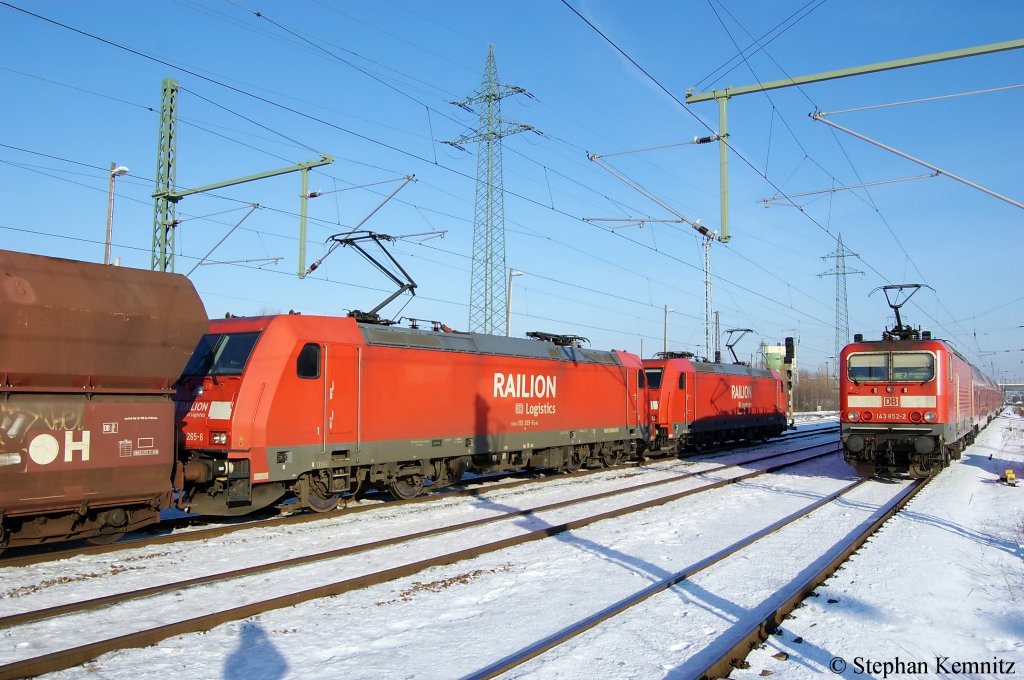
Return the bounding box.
[34,457,863,679]
[11,413,1023,679]
[736,409,1024,679]
[0,440,819,618]
[793,411,839,426]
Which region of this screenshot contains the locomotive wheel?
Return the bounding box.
[601,447,625,468]
[299,474,341,513]
[389,476,425,500]
[908,460,932,479]
[86,530,125,546]
[563,447,585,473]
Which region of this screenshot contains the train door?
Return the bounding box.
[665,368,689,431]
[325,344,360,449]
[955,374,960,431]
[687,371,695,424]
[628,368,642,428]
[293,341,327,450]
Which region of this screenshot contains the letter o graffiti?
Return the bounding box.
[29,434,60,465]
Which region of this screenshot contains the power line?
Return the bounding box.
[558,0,1001,363]
[1,2,841,333]
[692,0,830,91]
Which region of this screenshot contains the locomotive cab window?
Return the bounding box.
[678,374,686,390]
[891,352,934,382]
[181,332,260,377]
[644,368,663,389]
[296,343,321,379]
[847,353,888,382]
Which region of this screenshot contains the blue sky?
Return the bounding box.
[1,1,1021,381]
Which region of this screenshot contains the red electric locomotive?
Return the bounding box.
[175,317,650,515]
[0,250,207,549]
[840,285,1002,477]
[644,352,788,452]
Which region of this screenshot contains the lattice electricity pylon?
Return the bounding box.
[444,45,537,334]
[818,233,863,366]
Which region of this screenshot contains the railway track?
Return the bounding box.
[0,441,841,679]
[467,475,928,679]
[692,476,929,680]
[0,424,839,568]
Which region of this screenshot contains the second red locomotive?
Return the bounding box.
[644,352,788,452]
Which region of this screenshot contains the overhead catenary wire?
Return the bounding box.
[0,7,1007,368]
[564,0,1002,359]
[0,3,878,339]
[692,0,830,91]
[0,76,838,336]
[819,82,1024,116]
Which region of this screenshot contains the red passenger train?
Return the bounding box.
[0,251,207,549]
[175,318,651,515]
[840,286,1002,477]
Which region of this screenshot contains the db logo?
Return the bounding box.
[28,431,91,465]
[883,397,899,406]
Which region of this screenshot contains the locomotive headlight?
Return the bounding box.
[211,431,228,445]
[847,410,860,422]
[924,411,937,422]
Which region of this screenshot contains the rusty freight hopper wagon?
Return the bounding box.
[0,250,207,549]
[175,316,650,515]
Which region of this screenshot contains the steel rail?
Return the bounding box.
[0,442,838,629]
[464,474,872,680]
[693,475,929,679]
[0,447,840,679]
[0,425,838,568]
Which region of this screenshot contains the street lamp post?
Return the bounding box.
[506,269,523,336]
[104,162,130,265]
[663,305,674,353]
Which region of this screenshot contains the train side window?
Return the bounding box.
[638,370,646,389]
[948,355,953,381]
[678,375,686,390]
[296,343,321,379]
